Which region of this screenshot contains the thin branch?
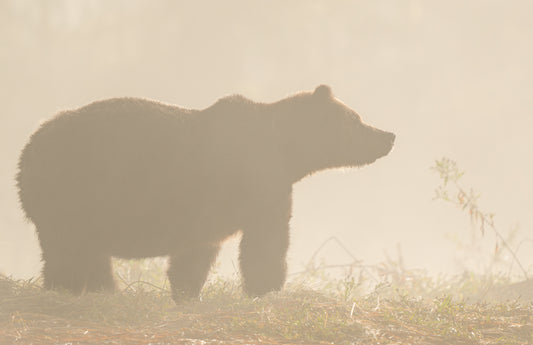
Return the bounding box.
[453,181,529,280]
[299,236,380,283]
[432,158,529,281]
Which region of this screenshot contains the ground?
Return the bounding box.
[1,264,532,345]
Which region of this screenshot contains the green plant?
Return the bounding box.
[432,157,529,280]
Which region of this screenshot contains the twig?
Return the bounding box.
[288,263,378,277]
[299,236,380,283]
[433,158,529,281]
[508,238,533,277]
[453,181,529,281]
[122,280,169,293]
[115,272,168,292]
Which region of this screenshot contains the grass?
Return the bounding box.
[1,260,532,345]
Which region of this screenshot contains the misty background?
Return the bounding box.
[1,0,532,281]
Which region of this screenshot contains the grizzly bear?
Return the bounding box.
[17,85,394,301]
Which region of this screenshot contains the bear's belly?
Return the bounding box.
[96,212,242,259]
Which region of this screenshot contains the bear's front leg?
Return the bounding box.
[167,243,220,302]
[239,201,291,296]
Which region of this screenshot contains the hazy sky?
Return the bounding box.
[1,0,532,280]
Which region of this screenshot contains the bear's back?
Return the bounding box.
[17,98,198,225]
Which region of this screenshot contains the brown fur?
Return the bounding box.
[16,85,394,301]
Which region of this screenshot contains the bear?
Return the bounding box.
[16,85,395,301]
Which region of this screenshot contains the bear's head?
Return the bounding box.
[275,85,395,181]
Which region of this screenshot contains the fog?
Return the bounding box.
[1,0,532,281]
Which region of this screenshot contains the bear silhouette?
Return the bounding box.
[17,85,395,301]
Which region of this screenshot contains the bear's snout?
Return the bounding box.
[386,131,395,149]
[380,130,395,156]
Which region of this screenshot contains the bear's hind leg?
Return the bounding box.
[167,244,220,302]
[83,254,115,292]
[41,248,115,294]
[37,222,115,294]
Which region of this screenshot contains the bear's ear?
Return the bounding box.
[313,85,332,99]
